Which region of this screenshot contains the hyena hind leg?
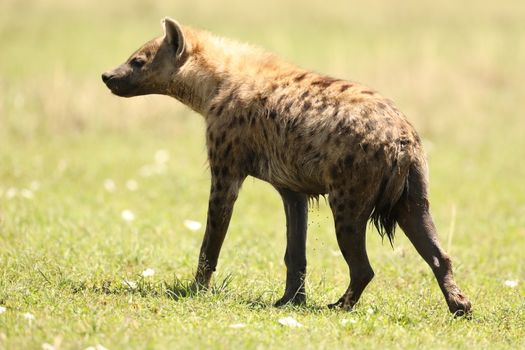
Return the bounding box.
[327,191,375,311]
[395,171,472,315]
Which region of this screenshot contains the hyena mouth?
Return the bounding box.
[109,86,136,97]
[102,73,137,97]
[104,80,136,97]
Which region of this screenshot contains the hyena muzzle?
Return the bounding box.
[102,18,471,315]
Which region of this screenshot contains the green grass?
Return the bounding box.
[1,0,524,349]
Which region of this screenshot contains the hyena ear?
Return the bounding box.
[162,17,185,58]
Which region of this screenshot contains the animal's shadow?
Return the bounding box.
[70,274,325,311]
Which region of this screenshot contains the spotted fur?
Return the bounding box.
[102,18,471,315]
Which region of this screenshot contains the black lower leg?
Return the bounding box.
[328,190,374,310]
[328,220,374,310]
[274,188,308,306]
[396,198,471,315]
[194,176,243,288]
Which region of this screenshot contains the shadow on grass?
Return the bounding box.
[165,274,233,301]
[69,274,325,312]
[240,292,327,312]
[69,274,234,301]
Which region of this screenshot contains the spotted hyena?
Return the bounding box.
[102,18,471,315]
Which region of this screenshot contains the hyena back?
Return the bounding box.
[102,18,471,315]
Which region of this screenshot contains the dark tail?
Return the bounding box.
[370,145,413,245]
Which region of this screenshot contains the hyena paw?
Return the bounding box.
[274,292,306,307]
[327,297,354,311]
[189,280,209,294]
[447,292,472,317]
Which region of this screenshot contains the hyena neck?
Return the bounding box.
[167,68,220,115]
[166,27,288,117]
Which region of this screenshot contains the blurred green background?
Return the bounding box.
[0,0,524,349]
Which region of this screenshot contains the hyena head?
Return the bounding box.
[102,18,186,97]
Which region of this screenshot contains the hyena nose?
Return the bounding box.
[101,72,113,84]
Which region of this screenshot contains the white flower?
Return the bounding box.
[6,187,17,199]
[126,180,138,191]
[23,312,35,320]
[139,165,153,178]
[121,210,135,222]
[85,345,109,350]
[504,280,518,288]
[229,323,246,329]
[278,316,303,328]
[330,250,342,257]
[367,307,375,314]
[154,149,170,164]
[123,280,137,289]
[57,159,68,173]
[104,179,116,192]
[14,93,25,109]
[0,306,6,314]
[142,268,155,277]
[184,220,202,231]
[30,181,41,191]
[20,189,34,199]
[341,318,357,325]
[139,163,166,177]
[42,343,55,350]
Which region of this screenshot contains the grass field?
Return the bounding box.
[1,0,524,349]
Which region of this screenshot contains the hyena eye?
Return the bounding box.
[130,56,147,68]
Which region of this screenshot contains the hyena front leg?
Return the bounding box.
[327,191,375,310]
[274,188,308,307]
[194,172,245,288]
